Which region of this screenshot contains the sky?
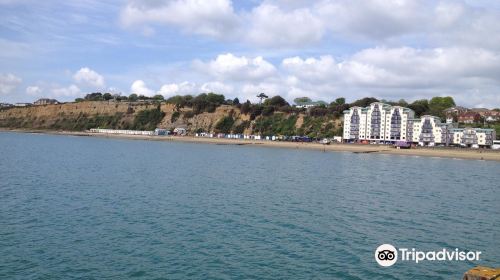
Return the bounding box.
[1,0,500,108]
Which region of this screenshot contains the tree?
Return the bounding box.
[264,95,289,107]
[294,97,312,104]
[350,97,379,107]
[429,96,455,118]
[152,94,165,101]
[103,93,113,101]
[128,93,138,101]
[84,92,103,101]
[334,97,346,105]
[397,99,408,107]
[233,97,240,105]
[257,93,268,104]
[240,100,251,114]
[206,93,225,105]
[408,99,429,117]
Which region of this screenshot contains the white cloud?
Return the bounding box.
[73,67,105,88]
[170,49,500,106]
[51,84,81,97]
[245,4,324,47]
[120,0,238,38]
[195,53,276,81]
[0,73,22,95]
[118,0,500,51]
[282,55,340,81]
[26,86,41,96]
[130,80,155,96]
[158,81,196,96]
[200,81,233,94]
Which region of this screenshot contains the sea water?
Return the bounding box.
[1,132,499,279]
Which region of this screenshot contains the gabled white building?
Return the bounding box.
[410,115,452,146]
[343,102,415,142]
[344,104,496,148]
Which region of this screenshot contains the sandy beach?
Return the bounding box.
[2,128,500,162]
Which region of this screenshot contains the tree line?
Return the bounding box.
[74,92,459,119]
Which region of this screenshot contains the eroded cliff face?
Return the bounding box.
[0,101,251,133]
[0,101,343,137]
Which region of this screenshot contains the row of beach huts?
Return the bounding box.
[88,128,343,143]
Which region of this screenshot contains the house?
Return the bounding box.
[294,101,327,109]
[484,111,500,122]
[0,103,13,108]
[14,103,31,107]
[458,112,481,124]
[443,106,468,116]
[470,108,490,116]
[470,108,500,122]
[444,106,468,123]
[34,98,59,105]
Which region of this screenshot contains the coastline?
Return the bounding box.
[2,128,500,162]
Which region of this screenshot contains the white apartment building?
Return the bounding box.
[343,103,496,147]
[410,115,452,146]
[450,127,496,148]
[343,102,415,142]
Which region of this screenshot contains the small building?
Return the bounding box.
[14,103,31,107]
[294,101,327,109]
[332,136,342,143]
[173,127,187,135]
[458,112,481,124]
[34,98,59,106]
[0,103,13,109]
[444,106,468,123]
[443,106,468,116]
[154,128,169,136]
[470,108,490,116]
[484,111,500,122]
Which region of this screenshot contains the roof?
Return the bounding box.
[470,108,490,112]
[443,106,468,112]
[459,112,480,117]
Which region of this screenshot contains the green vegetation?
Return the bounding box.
[215,116,235,134]
[299,116,339,138]
[382,96,456,118]
[0,112,128,131]
[131,106,165,130]
[233,120,250,134]
[294,97,312,104]
[254,114,297,136]
[171,111,180,122]
[166,93,226,114]
[73,92,163,103]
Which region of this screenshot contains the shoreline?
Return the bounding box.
[2,128,500,162]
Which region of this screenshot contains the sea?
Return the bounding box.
[0,131,499,279]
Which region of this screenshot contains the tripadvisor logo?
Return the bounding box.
[375,244,481,267]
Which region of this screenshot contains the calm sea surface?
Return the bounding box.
[0,132,499,279]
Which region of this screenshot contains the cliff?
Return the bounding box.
[0,101,343,137]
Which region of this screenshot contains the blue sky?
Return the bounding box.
[1,0,500,107]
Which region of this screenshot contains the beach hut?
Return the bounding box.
[173,127,187,136]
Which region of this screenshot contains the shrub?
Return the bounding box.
[132,106,166,130]
[171,111,180,122]
[215,116,235,134]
